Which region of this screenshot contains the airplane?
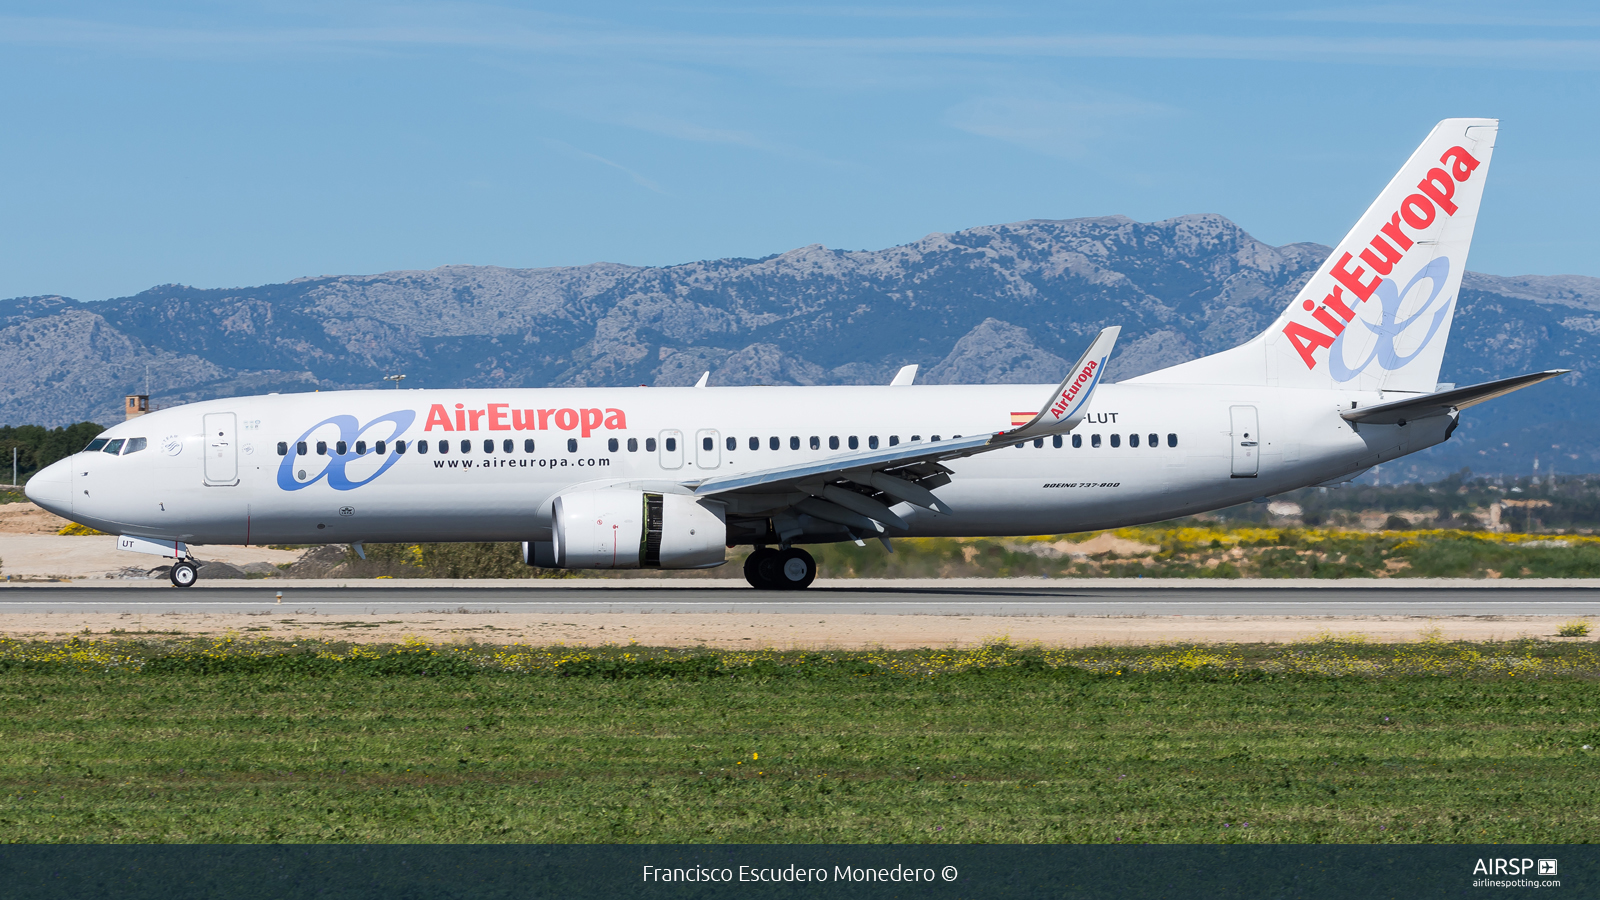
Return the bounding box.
[25,117,1567,589]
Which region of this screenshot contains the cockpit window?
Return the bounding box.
[122,437,147,454]
[85,439,109,452]
[103,438,125,454]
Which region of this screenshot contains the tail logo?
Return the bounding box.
[1327,258,1454,381]
[1283,145,1480,372]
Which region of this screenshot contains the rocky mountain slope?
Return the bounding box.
[2,214,1592,480]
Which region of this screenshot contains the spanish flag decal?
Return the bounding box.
[1010,412,1034,427]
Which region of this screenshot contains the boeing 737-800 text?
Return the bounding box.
[25,118,1566,588]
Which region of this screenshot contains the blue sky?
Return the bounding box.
[3,1,1599,301]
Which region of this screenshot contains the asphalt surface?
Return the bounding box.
[0,582,1596,616]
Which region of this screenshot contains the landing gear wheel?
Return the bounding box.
[170,561,199,588]
[773,548,816,590]
[744,548,780,590]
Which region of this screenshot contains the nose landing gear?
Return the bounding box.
[169,560,200,588]
[742,546,817,590]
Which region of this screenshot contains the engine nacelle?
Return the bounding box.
[537,489,727,569]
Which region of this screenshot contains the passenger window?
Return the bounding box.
[703,436,714,452]
[747,436,758,451]
[828,436,839,450]
[86,439,108,452]
[868,435,879,450]
[277,441,288,456]
[317,441,328,456]
[627,438,638,452]
[525,439,536,452]
[1110,434,1120,448]
[567,438,578,452]
[810,436,821,450]
[395,441,407,454]
[417,440,428,454]
[911,435,921,442]
[484,439,494,453]
[664,437,675,452]
[297,441,308,456]
[649,437,660,452]
[1072,434,1082,448]
[376,440,387,455]
[356,440,367,454]
[931,435,941,442]
[608,438,619,452]
[770,436,780,451]
[1034,438,1044,448]
[460,440,471,453]
[848,436,859,450]
[336,441,348,455]
[1129,434,1139,448]
[1168,433,1178,448]
[1148,433,1158,448]
[790,436,799,450]
[438,441,448,454]
[889,435,899,446]
[1052,435,1062,449]
[728,436,738,452]
[1091,434,1101,448]
[103,438,125,454]
[1015,442,1025,450]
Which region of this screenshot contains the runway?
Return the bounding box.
[2,579,1596,617]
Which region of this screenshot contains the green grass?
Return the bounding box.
[2,638,1598,843]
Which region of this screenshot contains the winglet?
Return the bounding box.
[889,364,917,386]
[995,326,1120,443]
[694,371,710,388]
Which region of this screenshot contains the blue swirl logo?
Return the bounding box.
[1328,257,1454,382]
[276,410,416,492]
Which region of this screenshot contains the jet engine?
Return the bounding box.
[524,490,727,570]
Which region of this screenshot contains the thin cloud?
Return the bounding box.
[4,14,1600,70]
[943,91,1173,158]
[542,140,667,194]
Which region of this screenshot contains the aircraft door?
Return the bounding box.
[695,429,721,469]
[203,412,239,485]
[1230,406,1259,478]
[658,430,684,470]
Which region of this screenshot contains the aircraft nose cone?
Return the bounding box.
[24,459,72,516]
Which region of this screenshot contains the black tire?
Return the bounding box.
[170,561,199,588]
[774,548,816,590]
[743,548,779,589]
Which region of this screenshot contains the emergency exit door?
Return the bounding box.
[203,412,238,485]
[1230,406,1259,478]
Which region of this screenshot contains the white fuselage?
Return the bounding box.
[27,383,1445,551]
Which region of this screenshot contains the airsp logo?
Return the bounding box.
[1472,858,1552,876]
[162,435,183,456]
[339,507,355,517]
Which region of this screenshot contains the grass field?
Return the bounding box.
[2,637,1598,844]
[338,527,1600,581]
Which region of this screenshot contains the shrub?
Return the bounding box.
[1558,620,1592,638]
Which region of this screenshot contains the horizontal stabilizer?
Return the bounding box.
[1342,370,1568,425]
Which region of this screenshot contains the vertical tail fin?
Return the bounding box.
[1131,118,1497,392]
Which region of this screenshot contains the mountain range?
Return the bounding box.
[3,213,1595,481]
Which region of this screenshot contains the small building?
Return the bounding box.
[125,395,149,420]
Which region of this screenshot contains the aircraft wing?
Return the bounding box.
[1342,370,1569,426]
[688,328,1120,532]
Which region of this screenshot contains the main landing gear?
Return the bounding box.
[743,547,817,590]
[169,560,200,588]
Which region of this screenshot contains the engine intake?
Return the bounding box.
[527,489,726,570]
